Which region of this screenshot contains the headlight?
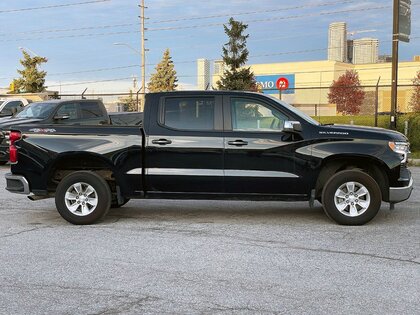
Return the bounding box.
[389,141,410,163]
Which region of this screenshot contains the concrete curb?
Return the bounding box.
[408,159,420,166]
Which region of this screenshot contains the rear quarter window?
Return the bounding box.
[81,102,103,119]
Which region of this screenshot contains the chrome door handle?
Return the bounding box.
[228,140,248,146]
[152,139,172,145]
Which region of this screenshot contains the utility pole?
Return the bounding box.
[390,0,400,130]
[139,0,146,112]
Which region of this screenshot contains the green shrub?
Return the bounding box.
[397,114,420,151]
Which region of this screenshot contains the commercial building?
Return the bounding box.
[353,38,379,64]
[197,58,211,90]
[212,56,420,116]
[328,22,347,62]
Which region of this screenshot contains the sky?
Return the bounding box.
[0,0,419,94]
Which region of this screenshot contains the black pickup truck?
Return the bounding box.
[4,91,413,225]
[0,99,142,163]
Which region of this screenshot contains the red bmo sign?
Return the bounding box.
[276,77,289,91]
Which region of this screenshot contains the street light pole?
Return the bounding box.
[390,0,400,130]
[140,0,146,112]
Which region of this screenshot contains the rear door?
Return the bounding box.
[145,95,224,195]
[223,95,301,196]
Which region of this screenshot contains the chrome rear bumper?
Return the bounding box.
[5,173,30,195]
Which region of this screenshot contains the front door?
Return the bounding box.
[146,95,224,195]
[223,96,301,196]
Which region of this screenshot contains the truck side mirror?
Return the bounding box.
[283,121,302,133]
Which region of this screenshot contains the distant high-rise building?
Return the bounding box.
[378,54,392,63]
[328,22,347,62]
[213,60,225,75]
[197,58,210,90]
[353,38,379,64]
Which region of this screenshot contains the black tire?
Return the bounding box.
[111,198,130,208]
[55,171,111,225]
[322,170,382,225]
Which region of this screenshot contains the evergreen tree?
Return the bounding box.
[217,18,256,91]
[328,70,365,115]
[120,90,137,112]
[11,50,48,93]
[409,71,420,112]
[147,49,178,92]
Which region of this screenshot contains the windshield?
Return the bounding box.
[15,102,56,119]
[267,95,320,126]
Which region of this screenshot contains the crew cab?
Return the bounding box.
[4,91,413,225]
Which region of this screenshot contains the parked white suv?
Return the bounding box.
[0,98,30,117]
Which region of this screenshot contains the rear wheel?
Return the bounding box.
[55,171,111,225]
[322,170,382,225]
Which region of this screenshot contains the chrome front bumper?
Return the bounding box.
[389,177,413,203]
[5,173,30,195]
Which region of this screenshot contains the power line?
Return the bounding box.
[0,23,136,37]
[1,49,419,82]
[47,77,133,87]
[0,0,356,37]
[41,64,420,88]
[0,2,404,40]
[147,5,393,32]
[147,0,358,24]
[49,65,139,76]
[0,0,111,14]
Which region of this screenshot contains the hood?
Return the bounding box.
[318,124,407,142]
[0,118,43,129]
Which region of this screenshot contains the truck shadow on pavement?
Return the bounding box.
[103,200,329,225]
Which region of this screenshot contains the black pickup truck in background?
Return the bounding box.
[0,99,142,163]
[4,91,413,225]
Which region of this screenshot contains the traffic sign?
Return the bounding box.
[276,77,289,91]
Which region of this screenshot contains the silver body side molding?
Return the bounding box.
[127,168,299,178]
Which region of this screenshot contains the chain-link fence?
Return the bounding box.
[266,84,419,128]
[2,84,418,126]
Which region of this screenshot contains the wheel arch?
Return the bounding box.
[47,152,122,194]
[315,154,390,201]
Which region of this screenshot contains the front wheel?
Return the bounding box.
[322,170,382,225]
[55,171,111,225]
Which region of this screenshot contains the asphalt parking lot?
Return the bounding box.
[0,166,419,315]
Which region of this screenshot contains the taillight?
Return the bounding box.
[6,131,21,164]
[9,145,18,164]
